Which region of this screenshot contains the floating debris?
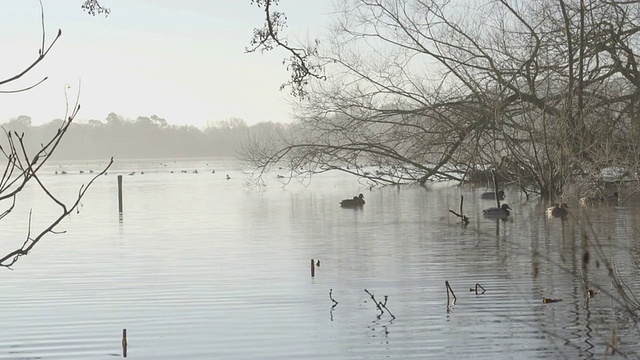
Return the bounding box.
[542,297,563,304]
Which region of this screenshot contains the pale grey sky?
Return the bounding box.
[0,0,330,127]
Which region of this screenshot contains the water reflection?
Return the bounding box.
[0,163,639,358]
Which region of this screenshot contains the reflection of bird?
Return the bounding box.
[340,194,365,208]
[483,204,511,217]
[481,190,505,200]
[547,203,569,217]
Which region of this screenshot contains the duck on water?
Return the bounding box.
[547,203,569,218]
[483,204,511,218]
[481,190,505,200]
[340,194,365,208]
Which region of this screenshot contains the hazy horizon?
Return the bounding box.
[0,1,330,127]
[0,113,292,160]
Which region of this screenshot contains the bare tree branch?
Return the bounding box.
[248,0,326,98]
[0,2,112,268]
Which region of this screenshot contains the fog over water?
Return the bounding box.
[0,115,285,160]
[0,158,639,359]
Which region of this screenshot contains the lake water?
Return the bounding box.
[0,158,639,359]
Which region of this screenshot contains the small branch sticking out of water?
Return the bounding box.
[449,195,469,225]
[469,283,486,295]
[607,328,619,355]
[445,281,456,312]
[364,289,395,319]
[329,289,338,307]
[379,295,395,319]
[365,289,384,317]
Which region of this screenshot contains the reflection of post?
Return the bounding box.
[118,175,123,214]
[122,328,127,357]
[491,169,501,208]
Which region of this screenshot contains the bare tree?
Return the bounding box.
[0,2,112,268]
[245,0,640,199]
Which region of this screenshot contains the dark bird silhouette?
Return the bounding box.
[483,203,511,218]
[547,203,569,218]
[481,190,505,200]
[340,193,365,208]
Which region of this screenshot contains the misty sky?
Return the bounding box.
[0,0,330,127]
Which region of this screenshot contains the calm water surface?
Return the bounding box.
[0,158,639,359]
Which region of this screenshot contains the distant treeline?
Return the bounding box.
[0,113,290,160]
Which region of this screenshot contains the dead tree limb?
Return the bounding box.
[0,2,112,268]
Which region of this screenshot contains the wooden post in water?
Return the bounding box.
[311,259,315,277]
[122,328,127,357]
[117,175,123,214]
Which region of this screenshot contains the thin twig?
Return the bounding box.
[329,289,338,307]
[469,283,486,295]
[364,289,385,317]
[378,295,395,319]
